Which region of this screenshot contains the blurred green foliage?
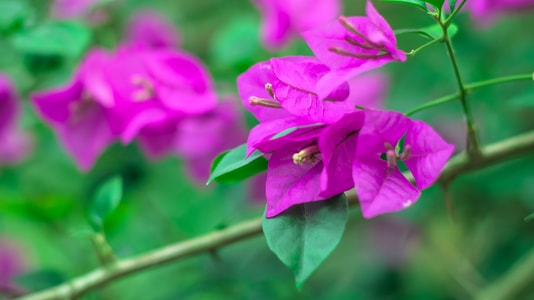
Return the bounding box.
[1,0,534,299]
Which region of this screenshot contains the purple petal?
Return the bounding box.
[32,80,84,124]
[246,116,311,156]
[318,111,364,197]
[57,104,115,170]
[0,75,19,134]
[356,110,410,156]
[265,142,325,217]
[302,16,381,70]
[353,157,421,218]
[404,120,455,190]
[237,61,291,122]
[146,50,217,114]
[137,119,178,159]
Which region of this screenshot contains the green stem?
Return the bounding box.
[405,73,533,116]
[406,38,442,56]
[445,0,468,26]
[394,28,434,39]
[440,17,481,158]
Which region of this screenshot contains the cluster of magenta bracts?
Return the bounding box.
[30,12,245,182]
[253,0,534,49]
[238,2,455,218]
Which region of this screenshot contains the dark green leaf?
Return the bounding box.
[208,144,267,184]
[382,0,428,10]
[11,21,91,58]
[525,212,534,222]
[262,194,348,289]
[417,23,458,40]
[425,0,445,9]
[89,176,123,231]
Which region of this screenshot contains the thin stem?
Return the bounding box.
[405,73,533,116]
[440,17,481,158]
[394,28,434,40]
[445,0,469,26]
[405,92,459,116]
[16,130,534,300]
[406,38,442,56]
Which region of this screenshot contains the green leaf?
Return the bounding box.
[382,0,428,10]
[425,0,445,9]
[418,23,458,40]
[88,176,123,231]
[208,144,267,184]
[0,0,30,35]
[525,212,534,222]
[262,194,348,289]
[11,21,91,58]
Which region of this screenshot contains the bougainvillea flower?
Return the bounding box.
[352,110,454,218]
[101,48,217,143]
[465,0,534,24]
[252,0,340,49]
[126,10,181,49]
[0,75,31,165]
[302,1,405,99]
[263,125,328,217]
[32,49,116,170]
[238,56,357,124]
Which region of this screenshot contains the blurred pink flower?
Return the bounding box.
[0,74,32,165]
[252,0,340,49]
[466,0,534,23]
[126,10,181,49]
[51,0,101,19]
[32,49,116,170]
[101,47,218,143]
[33,46,218,171]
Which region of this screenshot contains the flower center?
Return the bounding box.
[131,75,155,101]
[248,83,282,108]
[292,144,320,165]
[384,142,412,170]
[328,16,390,60]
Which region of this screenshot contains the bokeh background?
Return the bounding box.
[1,0,534,299]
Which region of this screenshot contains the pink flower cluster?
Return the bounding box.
[32,12,245,182]
[238,1,455,218]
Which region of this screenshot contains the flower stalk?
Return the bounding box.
[438,16,482,158]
